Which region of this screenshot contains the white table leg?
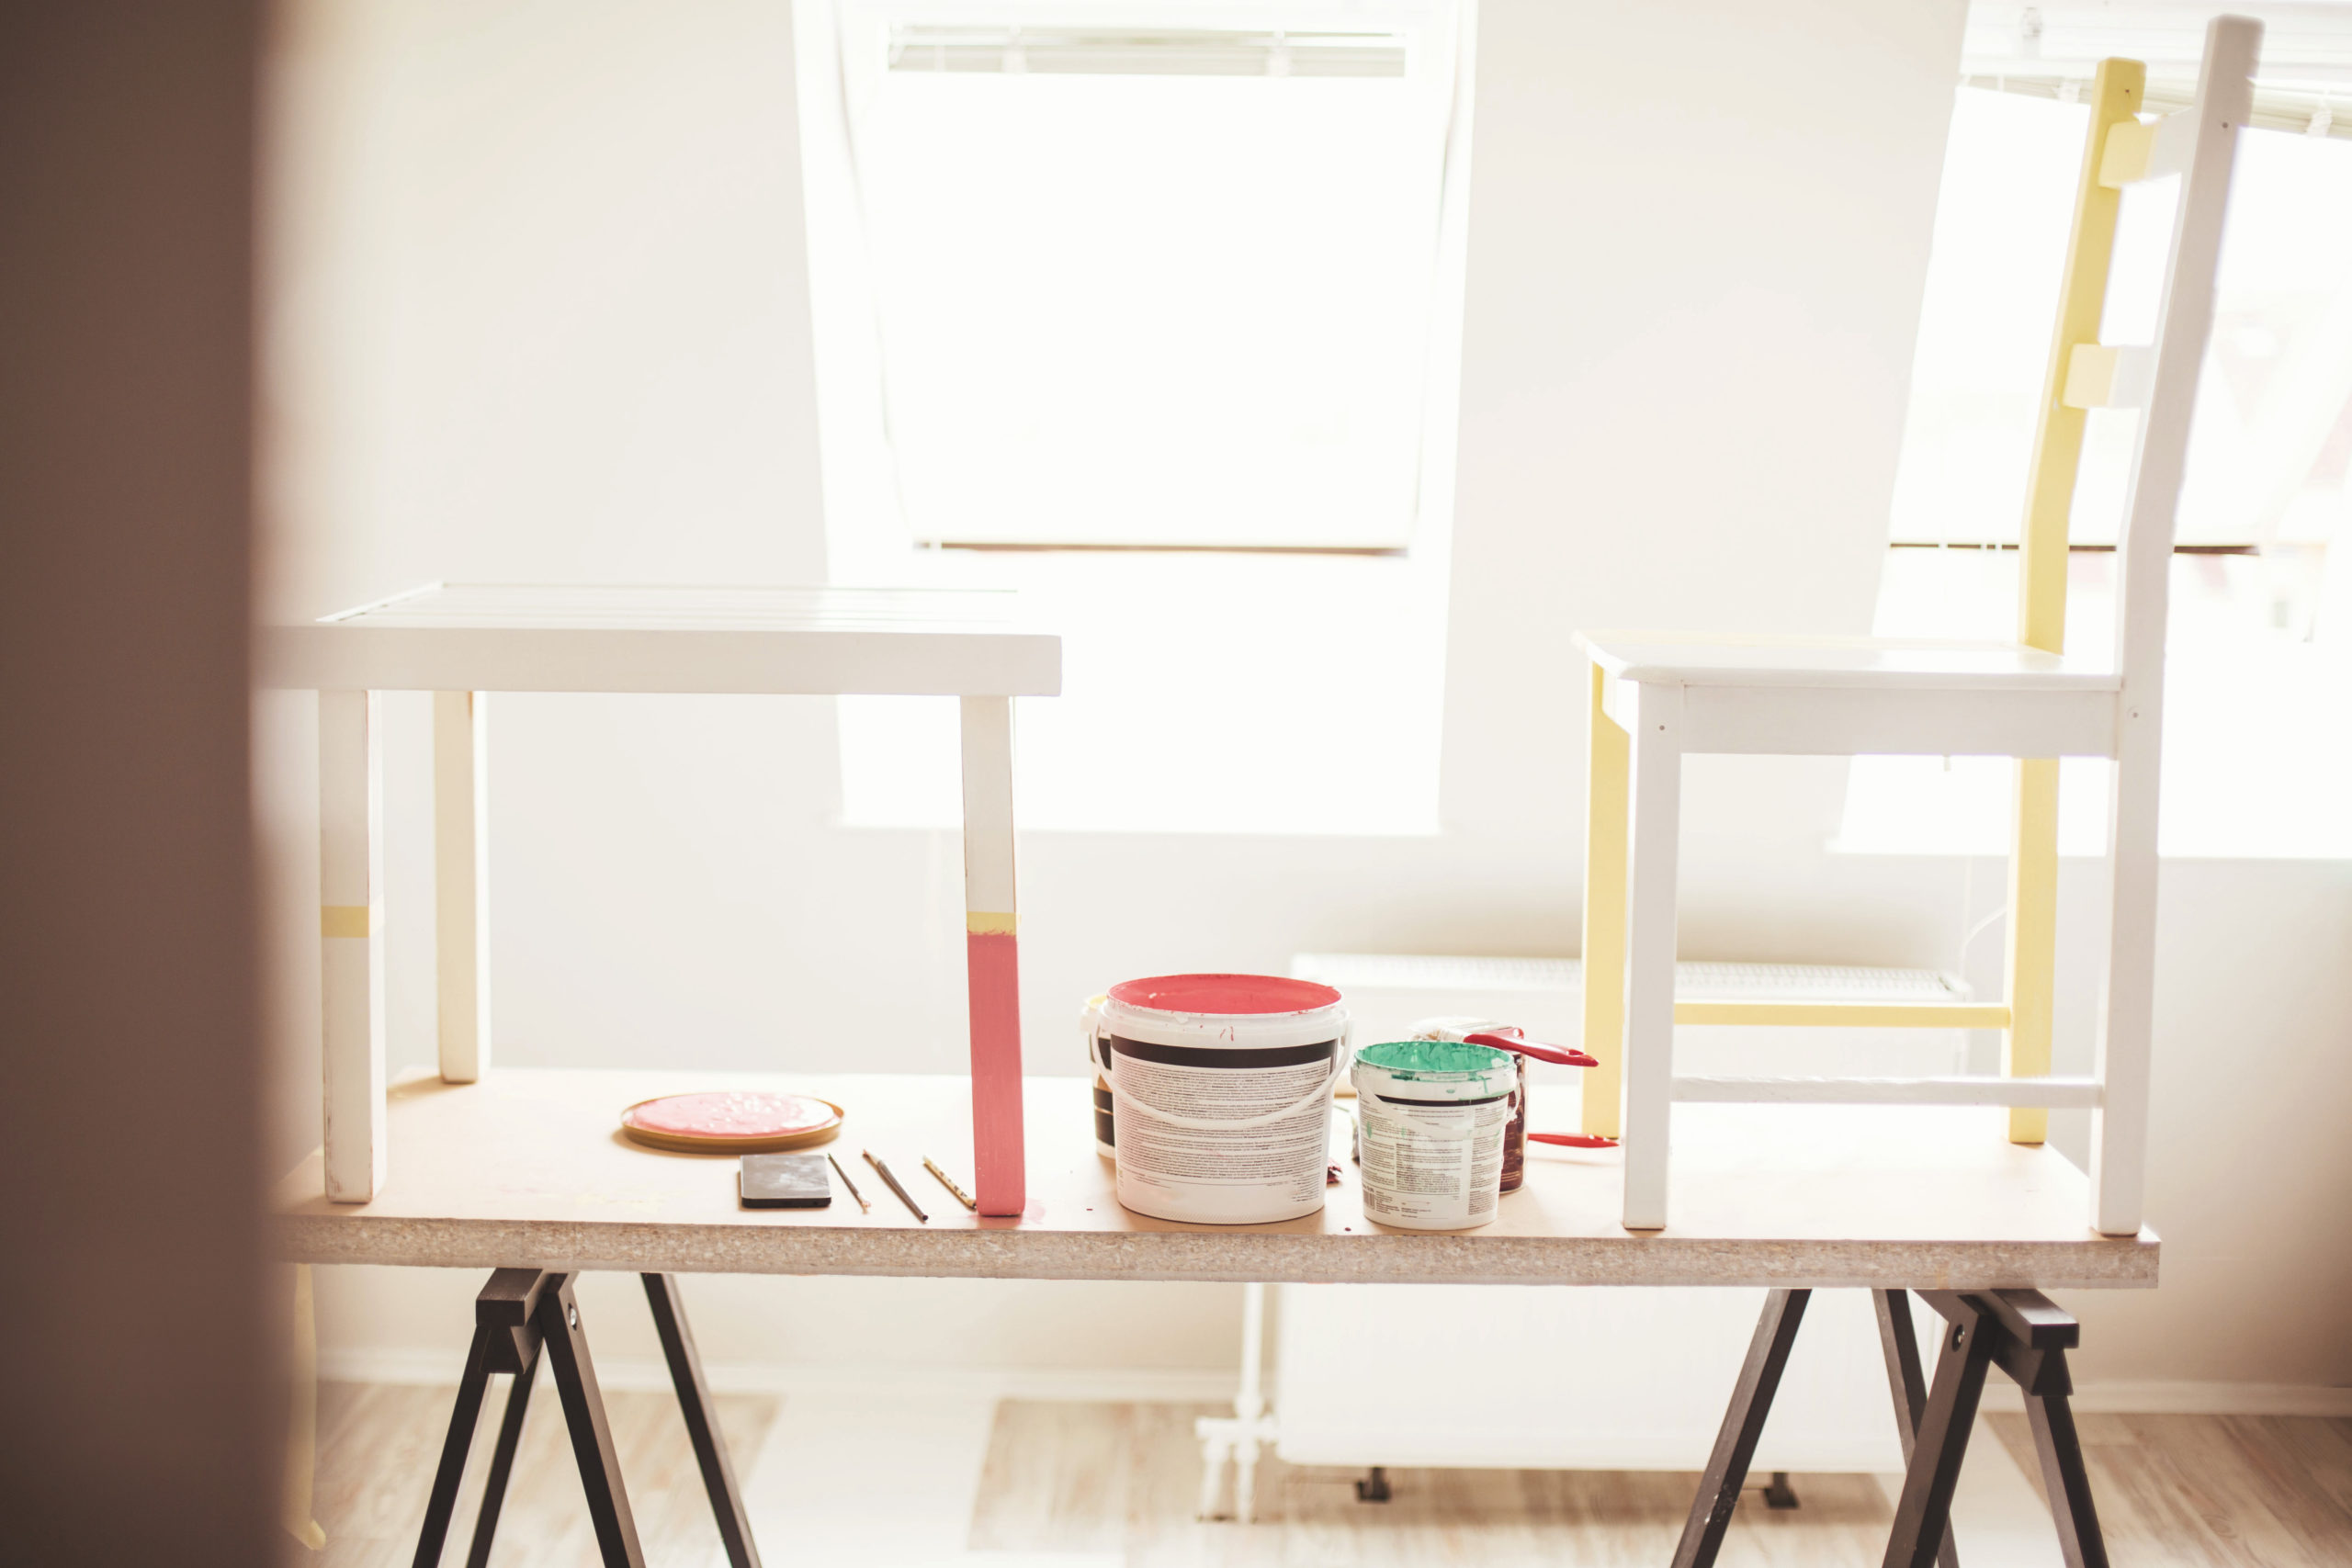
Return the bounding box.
[2091,720,2161,1237]
[434,691,491,1083]
[959,695,1025,1216]
[1621,682,1684,1231]
[320,688,387,1201]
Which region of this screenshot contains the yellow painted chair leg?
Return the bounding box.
[2004,759,2061,1145]
[1997,61,2143,1146]
[1582,661,1630,1139]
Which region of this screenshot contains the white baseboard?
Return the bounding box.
[319,1350,2352,1418]
[318,1348,1240,1405]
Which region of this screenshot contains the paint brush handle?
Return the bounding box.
[1464,1031,1598,1068]
[827,1151,871,1212]
[864,1149,928,1222]
[1528,1132,1621,1149]
[922,1156,978,1212]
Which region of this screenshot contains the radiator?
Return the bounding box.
[1251,954,1968,1483]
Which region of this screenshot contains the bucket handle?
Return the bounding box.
[1359,1092,1506,1141]
[1108,1053,1344,1133]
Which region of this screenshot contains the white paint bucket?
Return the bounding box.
[1087,974,1348,1225]
[1351,1040,1517,1232]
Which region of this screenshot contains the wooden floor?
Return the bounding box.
[1984,1410,2352,1568]
[311,1381,2352,1566]
[310,1381,778,1568]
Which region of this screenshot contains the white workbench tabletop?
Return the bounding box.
[257,583,1059,696]
[272,1069,2156,1290]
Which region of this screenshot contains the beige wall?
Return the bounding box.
[263,0,2352,1396]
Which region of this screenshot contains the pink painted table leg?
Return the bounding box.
[960,695,1027,1217]
[967,930,1025,1215]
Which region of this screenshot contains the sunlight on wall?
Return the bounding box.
[837,550,1447,833]
[1840,551,2352,857]
[1847,86,2352,860]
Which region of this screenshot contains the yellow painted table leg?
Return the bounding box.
[1581,661,1630,1139]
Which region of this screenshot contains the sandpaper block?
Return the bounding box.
[740,1152,833,1209]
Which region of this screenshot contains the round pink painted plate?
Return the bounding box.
[619,1090,843,1154]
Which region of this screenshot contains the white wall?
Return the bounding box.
[262,0,2352,1398]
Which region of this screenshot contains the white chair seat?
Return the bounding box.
[1575,630,2121,759]
[1575,630,2118,690]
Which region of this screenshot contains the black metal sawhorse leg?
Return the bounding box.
[1875,1290,1962,1568]
[1670,1288,1813,1568]
[413,1270,763,1568]
[1670,1288,2106,1568]
[1890,1290,2107,1568]
[642,1272,762,1568]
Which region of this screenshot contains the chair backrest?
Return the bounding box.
[2102,17,2257,705]
[2015,17,2259,682]
[2013,60,2143,659]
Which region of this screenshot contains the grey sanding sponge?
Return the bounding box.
[739,1152,833,1209]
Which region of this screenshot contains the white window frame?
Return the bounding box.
[794,0,1480,835]
[799,0,1471,560]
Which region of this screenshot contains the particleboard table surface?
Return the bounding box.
[272,1068,2156,1290]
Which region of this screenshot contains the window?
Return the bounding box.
[1838,76,2352,859]
[798,0,1476,831]
[814,1,1464,552]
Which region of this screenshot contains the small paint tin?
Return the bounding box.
[1351,1040,1516,1231]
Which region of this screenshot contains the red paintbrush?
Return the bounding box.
[1457,1027,1618,1147]
[1463,1028,1599,1068]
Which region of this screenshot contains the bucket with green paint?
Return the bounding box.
[1350,1040,1517,1231]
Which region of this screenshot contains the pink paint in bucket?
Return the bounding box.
[1085,974,1349,1225]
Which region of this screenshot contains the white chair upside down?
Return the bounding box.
[1576,17,2263,1235]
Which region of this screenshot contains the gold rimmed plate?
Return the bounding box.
[619,1090,844,1154]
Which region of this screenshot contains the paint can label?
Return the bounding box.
[1357,1092,1511,1230]
[1111,1037,1339,1221]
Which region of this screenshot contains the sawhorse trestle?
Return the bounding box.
[415,1269,761,1568]
[1676,1287,2105,1568]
